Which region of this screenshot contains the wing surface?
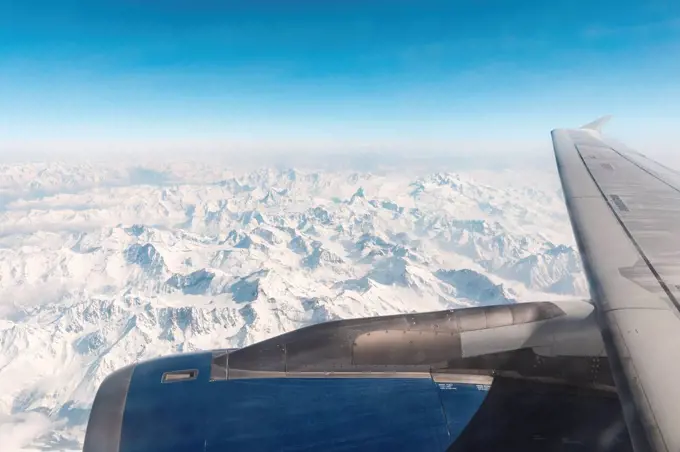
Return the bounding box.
[552,123,680,452]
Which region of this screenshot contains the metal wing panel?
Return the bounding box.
[552,127,680,452]
[607,309,680,450]
[553,130,671,312]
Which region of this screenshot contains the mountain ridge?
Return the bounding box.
[0,163,586,450]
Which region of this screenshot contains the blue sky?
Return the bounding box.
[2,0,680,153]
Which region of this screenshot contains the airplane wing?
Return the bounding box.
[552,120,680,452]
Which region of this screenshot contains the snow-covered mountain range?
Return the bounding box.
[0,160,587,451]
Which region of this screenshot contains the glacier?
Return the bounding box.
[0,160,587,451]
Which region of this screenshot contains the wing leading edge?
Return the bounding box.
[552,120,680,452]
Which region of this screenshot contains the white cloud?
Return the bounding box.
[0,413,54,452]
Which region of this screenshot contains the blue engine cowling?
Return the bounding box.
[84,303,633,451]
[88,351,489,451]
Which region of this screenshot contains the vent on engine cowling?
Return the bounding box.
[161,369,198,383]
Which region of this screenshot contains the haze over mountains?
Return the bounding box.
[0,159,587,451]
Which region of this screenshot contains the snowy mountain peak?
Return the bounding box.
[166,269,217,295]
[348,187,366,203]
[429,172,464,188]
[0,162,585,450]
[303,246,344,269]
[259,188,287,206]
[289,235,310,255]
[435,269,515,305]
[229,271,268,303]
[124,243,168,276]
[239,210,266,226]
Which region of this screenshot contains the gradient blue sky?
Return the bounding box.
[2,0,680,153]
